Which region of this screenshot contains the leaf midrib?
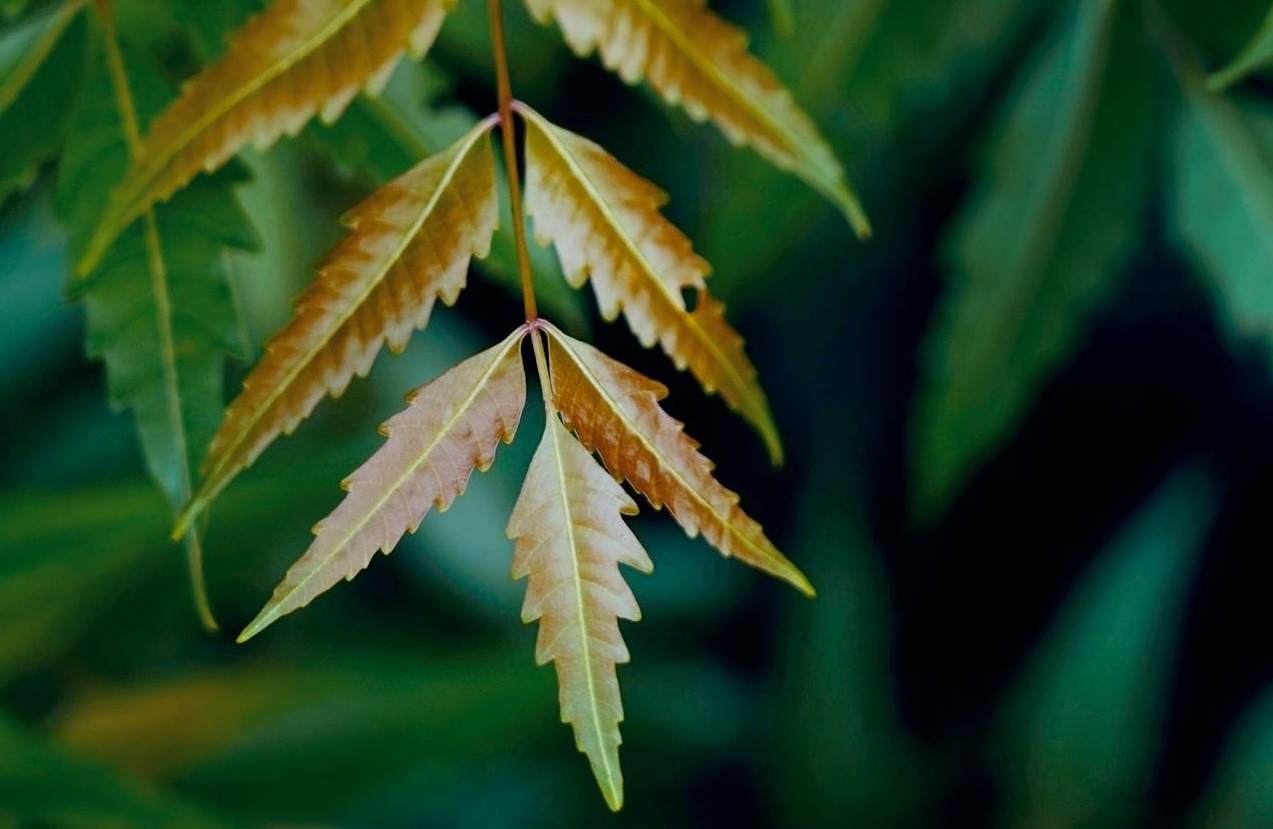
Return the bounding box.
[546,417,620,805]
[525,109,764,438]
[546,326,806,592]
[126,0,375,218]
[244,330,522,638]
[626,0,826,175]
[197,120,494,513]
[0,0,83,118]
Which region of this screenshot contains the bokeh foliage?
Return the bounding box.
[2,0,1273,825]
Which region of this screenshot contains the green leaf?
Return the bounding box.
[0,0,89,202]
[764,0,794,36]
[56,15,258,629]
[0,715,237,829]
[911,0,1156,520]
[995,466,1218,828]
[771,416,923,825]
[1210,3,1273,91]
[1191,689,1273,828]
[1167,21,1273,347]
[0,486,169,682]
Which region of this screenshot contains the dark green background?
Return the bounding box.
[2,0,1273,826]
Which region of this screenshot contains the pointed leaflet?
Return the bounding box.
[521,0,869,235]
[543,324,812,595]
[518,103,782,463]
[58,17,258,627]
[0,0,88,201]
[1210,3,1273,91]
[911,0,1155,520]
[1164,14,1273,346]
[176,118,499,537]
[240,331,527,641]
[508,416,652,812]
[79,0,461,274]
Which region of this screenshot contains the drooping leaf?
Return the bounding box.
[177,117,500,537]
[79,0,462,274]
[58,13,259,629]
[995,467,1217,828]
[519,103,781,462]
[239,330,527,641]
[1165,17,1273,346]
[1210,3,1273,91]
[0,0,89,202]
[0,716,236,829]
[508,415,652,811]
[521,0,870,235]
[911,0,1156,519]
[543,323,812,595]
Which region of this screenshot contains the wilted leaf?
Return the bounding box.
[522,0,869,235]
[177,117,500,536]
[519,103,781,462]
[995,467,1218,828]
[508,416,653,811]
[0,0,88,201]
[79,0,462,274]
[59,14,259,629]
[1210,3,1273,91]
[239,329,527,641]
[911,0,1156,519]
[543,323,812,595]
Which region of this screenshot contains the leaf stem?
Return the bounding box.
[487,0,538,322]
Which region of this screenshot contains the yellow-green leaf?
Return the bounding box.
[78,0,461,274]
[522,0,869,235]
[240,329,527,641]
[508,415,652,812]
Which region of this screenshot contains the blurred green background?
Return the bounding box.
[4,0,1273,825]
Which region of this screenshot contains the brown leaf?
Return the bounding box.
[79,0,461,273]
[176,118,499,537]
[522,0,869,235]
[543,324,813,595]
[519,103,782,462]
[240,329,528,641]
[508,415,652,812]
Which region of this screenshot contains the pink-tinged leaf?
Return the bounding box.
[239,329,527,641]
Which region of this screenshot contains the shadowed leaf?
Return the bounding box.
[1210,3,1273,91]
[508,416,652,811]
[519,103,781,462]
[239,330,527,641]
[1165,14,1273,347]
[59,14,259,629]
[911,0,1156,520]
[995,467,1218,828]
[177,117,500,537]
[0,0,88,202]
[543,324,812,595]
[522,0,869,235]
[79,0,462,273]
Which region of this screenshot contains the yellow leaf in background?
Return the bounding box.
[508,416,653,812]
[78,0,461,274]
[544,324,813,596]
[522,0,870,236]
[519,103,783,463]
[240,329,528,642]
[175,117,500,538]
